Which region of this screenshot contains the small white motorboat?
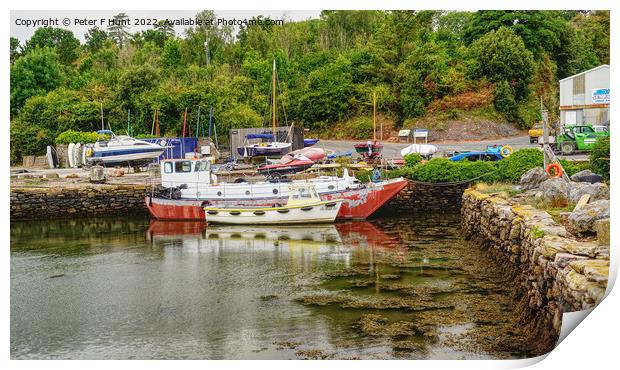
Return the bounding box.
[204,183,343,225]
[400,143,438,158]
[84,130,166,166]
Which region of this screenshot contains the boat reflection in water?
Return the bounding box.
[146,220,405,267]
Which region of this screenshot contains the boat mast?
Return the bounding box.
[272,59,277,139]
[373,90,376,141]
[100,102,104,131]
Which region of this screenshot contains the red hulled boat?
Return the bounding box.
[145,177,407,221]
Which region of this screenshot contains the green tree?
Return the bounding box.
[10,37,21,64]
[469,27,535,101]
[10,47,64,113]
[107,13,130,48]
[23,27,81,65]
[85,27,109,53]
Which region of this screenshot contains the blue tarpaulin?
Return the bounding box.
[142,137,198,160]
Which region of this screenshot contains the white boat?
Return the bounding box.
[84,130,166,166]
[159,157,362,201]
[73,142,82,168]
[400,143,438,158]
[67,143,75,168]
[204,184,343,225]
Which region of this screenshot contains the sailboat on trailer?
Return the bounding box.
[238,60,292,157]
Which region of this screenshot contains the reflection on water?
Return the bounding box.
[11,215,535,360]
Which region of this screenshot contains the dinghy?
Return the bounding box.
[204,183,343,225]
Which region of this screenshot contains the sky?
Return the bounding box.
[10,10,321,44]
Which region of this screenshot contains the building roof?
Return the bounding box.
[559,65,610,83]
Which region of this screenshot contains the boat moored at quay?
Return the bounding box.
[145,157,407,221]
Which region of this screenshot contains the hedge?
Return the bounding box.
[55,130,103,144]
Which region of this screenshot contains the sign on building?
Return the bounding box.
[592,88,610,104]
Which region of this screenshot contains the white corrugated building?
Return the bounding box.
[559,65,609,126]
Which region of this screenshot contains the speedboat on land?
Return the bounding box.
[204,184,343,225]
[258,147,326,177]
[237,133,292,157]
[400,143,438,159]
[84,130,166,166]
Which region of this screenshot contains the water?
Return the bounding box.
[10,215,536,360]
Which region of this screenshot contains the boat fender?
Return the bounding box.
[85,148,94,157]
[159,140,167,147]
[500,145,513,158]
[545,163,563,178]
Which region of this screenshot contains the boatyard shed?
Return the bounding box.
[559,65,610,126]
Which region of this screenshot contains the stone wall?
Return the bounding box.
[385,181,470,212]
[11,185,149,220]
[461,189,610,343]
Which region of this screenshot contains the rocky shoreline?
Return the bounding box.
[461,187,610,353]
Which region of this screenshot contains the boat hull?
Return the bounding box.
[237,143,292,157]
[145,178,407,221]
[204,200,342,225]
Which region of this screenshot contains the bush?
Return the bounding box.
[54,130,102,144]
[496,148,544,183]
[590,136,610,180]
[10,121,52,164]
[559,160,591,177]
[403,153,423,167]
[402,158,499,183]
[352,116,374,140]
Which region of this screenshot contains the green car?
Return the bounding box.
[555,125,609,155]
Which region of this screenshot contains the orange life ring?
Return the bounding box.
[546,163,563,178]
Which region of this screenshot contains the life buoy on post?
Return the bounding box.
[546,163,563,178]
[500,145,513,158]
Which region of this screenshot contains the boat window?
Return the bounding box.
[195,161,210,172]
[163,162,173,174]
[175,161,192,173]
[294,188,312,199]
[273,189,278,194]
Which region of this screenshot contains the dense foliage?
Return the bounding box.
[54,130,103,144]
[9,10,609,162]
[590,136,610,180]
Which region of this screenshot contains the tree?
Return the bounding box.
[469,27,535,101]
[85,27,109,53]
[162,38,182,69]
[155,20,175,38]
[10,37,20,64]
[23,27,80,65]
[107,13,130,48]
[10,47,64,113]
[463,11,568,57]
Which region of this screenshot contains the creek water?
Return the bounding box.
[10,214,535,359]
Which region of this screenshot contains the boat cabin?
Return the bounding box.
[160,158,214,188]
[287,184,321,206]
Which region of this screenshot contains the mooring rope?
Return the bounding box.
[404,169,499,187]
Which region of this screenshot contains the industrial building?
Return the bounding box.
[559,65,609,126]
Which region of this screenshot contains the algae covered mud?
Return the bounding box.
[10,214,551,359]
